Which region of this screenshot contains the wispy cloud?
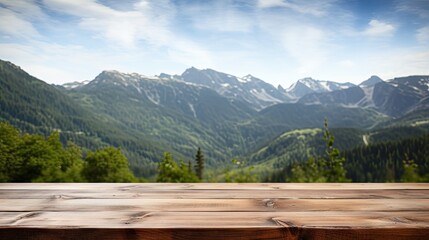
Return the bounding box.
[396,0,429,19]
[363,19,395,37]
[184,2,254,33]
[257,0,335,17]
[417,26,429,44]
[257,0,283,8]
[43,0,168,48]
[0,0,45,39]
[42,0,212,66]
[0,0,46,19]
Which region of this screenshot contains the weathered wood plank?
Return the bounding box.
[0,183,428,240]
[1,211,429,228]
[1,189,428,199]
[1,198,428,212]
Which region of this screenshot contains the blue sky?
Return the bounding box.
[0,0,428,87]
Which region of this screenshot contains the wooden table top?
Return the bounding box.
[0,183,428,239]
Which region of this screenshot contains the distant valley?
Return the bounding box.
[1,59,429,179]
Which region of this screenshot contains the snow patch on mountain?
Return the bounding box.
[133,85,142,94]
[143,89,160,105]
[188,103,197,118]
[250,89,283,103]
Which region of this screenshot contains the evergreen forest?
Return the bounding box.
[2,121,428,183]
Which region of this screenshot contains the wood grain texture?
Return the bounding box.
[0,183,428,240]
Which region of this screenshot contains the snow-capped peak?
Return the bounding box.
[286,77,316,92]
[296,78,332,91]
[286,77,356,98]
[101,70,159,81]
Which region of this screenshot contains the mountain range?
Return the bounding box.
[1,59,428,178]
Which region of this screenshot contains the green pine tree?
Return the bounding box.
[322,119,349,182]
[195,147,204,180]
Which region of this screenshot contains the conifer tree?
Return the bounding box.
[195,147,204,180]
[323,119,349,182]
[187,160,192,174]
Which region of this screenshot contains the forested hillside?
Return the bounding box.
[1,59,429,181]
[65,70,255,164]
[0,60,169,177]
[344,134,429,182]
[267,132,429,182]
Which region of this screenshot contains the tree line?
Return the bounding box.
[1,120,427,183]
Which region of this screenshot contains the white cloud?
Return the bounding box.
[395,0,429,19]
[44,0,157,47]
[0,0,46,19]
[0,7,41,38]
[417,26,429,44]
[258,0,286,8]
[257,0,334,17]
[43,0,116,18]
[363,19,395,37]
[43,0,212,65]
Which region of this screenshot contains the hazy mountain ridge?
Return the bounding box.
[298,75,429,118]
